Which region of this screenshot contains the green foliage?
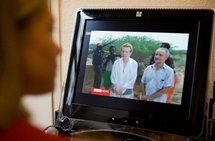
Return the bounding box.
[89,35,187,69]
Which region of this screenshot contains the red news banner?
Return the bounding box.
[90,87,110,96]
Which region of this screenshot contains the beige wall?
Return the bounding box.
[54,0,215,113]
[24,0,215,130]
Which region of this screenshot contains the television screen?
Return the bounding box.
[82,30,189,105]
[58,9,214,138]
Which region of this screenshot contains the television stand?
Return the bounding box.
[53,118,205,141]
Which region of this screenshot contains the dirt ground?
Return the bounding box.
[82,65,184,105]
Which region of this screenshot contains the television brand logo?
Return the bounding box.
[136,11,142,17]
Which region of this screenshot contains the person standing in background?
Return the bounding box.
[102,46,119,89]
[92,43,104,88]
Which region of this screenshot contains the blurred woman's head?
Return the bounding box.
[120,43,133,62]
[17,0,61,94]
[0,0,60,127]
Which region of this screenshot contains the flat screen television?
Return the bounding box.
[56,9,214,138]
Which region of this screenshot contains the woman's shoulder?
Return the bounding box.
[0,120,70,141]
[114,58,122,63]
[129,58,138,65]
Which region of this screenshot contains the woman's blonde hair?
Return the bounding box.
[120,43,133,53]
[0,0,47,128]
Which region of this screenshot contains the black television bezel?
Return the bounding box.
[60,9,214,137]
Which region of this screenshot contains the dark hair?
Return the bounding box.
[109,45,115,51]
[160,42,170,50]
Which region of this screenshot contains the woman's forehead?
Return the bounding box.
[121,46,131,51]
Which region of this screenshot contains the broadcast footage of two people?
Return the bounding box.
[90,41,177,104]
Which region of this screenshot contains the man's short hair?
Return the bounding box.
[156,47,170,58]
[109,45,115,51]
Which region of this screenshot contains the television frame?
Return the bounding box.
[56,8,214,138]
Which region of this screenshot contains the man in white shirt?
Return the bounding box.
[111,43,138,99]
